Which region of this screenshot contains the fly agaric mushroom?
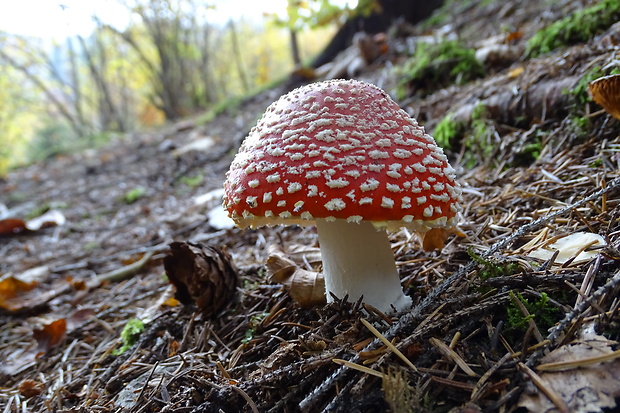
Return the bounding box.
[223,79,460,313]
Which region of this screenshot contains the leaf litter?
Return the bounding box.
[2,0,620,411]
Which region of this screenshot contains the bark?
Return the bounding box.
[311,0,445,68]
[449,77,579,126]
[290,28,301,67]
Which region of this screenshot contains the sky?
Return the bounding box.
[0,0,290,39]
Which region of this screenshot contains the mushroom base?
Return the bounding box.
[316,219,413,313]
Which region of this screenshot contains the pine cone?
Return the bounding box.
[164,242,239,317]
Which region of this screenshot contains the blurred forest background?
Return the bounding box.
[0,0,375,174]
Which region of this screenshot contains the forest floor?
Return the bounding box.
[2,0,620,412]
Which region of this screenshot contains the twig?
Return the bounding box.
[88,251,154,288]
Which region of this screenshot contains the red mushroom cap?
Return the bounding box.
[223,79,460,231]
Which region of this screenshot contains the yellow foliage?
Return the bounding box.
[139,104,166,127]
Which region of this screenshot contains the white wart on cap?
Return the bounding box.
[223,79,461,312]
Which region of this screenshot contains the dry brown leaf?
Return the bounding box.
[163,297,180,307]
[418,226,462,252]
[284,244,323,265]
[0,217,27,235]
[266,246,326,307]
[288,268,325,307]
[0,209,66,236]
[33,319,67,357]
[506,29,524,42]
[18,379,45,398]
[518,330,620,412]
[0,275,38,311]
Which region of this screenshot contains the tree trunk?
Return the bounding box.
[290,28,301,67]
[312,0,445,68]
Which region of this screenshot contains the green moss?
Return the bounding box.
[242,312,269,344]
[469,248,523,280]
[569,66,620,106]
[433,113,466,150]
[526,0,620,58]
[513,132,544,166]
[520,141,542,161]
[123,187,146,204]
[462,103,495,167]
[398,40,485,95]
[568,115,591,139]
[471,103,489,136]
[113,318,145,355]
[179,174,204,189]
[589,158,603,168]
[507,291,559,333]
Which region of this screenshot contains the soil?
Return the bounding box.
[2,0,620,412]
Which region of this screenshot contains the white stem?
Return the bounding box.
[316,219,412,313]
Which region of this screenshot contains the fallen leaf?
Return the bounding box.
[0,272,72,314]
[172,136,218,156]
[0,218,27,235]
[266,246,326,307]
[18,379,45,398]
[66,308,96,329]
[0,275,38,311]
[528,232,605,264]
[25,209,66,231]
[419,227,450,252]
[33,319,67,357]
[508,66,525,79]
[506,29,523,42]
[162,297,180,307]
[0,209,67,236]
[518,329,620,412]
[417,226,462,252]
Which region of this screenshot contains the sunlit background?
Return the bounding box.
[0,0,358,172]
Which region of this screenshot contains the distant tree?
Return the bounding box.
[0,37,88,139]
[105,0,221,120]
[271,0,367,67]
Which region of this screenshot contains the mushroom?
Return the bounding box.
[223,79,461,313]
[588,74,620,120]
